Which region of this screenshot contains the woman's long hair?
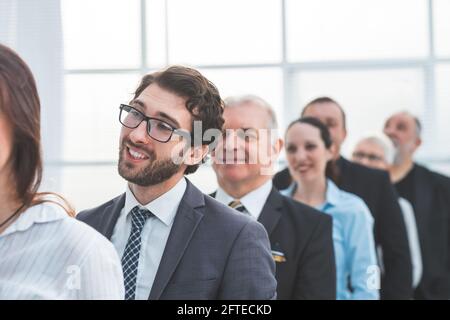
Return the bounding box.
[0,44,74,216]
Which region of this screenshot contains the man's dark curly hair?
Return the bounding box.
[132,65,225,174]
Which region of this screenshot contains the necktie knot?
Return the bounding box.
[130,206,153,230]
[228,200,242,209]
[228,200,248,214]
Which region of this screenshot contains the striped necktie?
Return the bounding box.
[121,206,154,300]
[228,200,249,215]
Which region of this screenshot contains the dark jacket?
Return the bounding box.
[212,188,336,300]
[273,156,413,299]
[405,164,450,299]
[77,179,277,300]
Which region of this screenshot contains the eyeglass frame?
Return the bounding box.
[352,151,384,162]
[119,104,188,143]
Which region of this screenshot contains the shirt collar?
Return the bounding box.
[1,202,66,237]
[124,178,187,227]
[281,179,340,209]
[215,180,273,220]
[324,179,340,207]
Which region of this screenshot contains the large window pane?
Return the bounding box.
[57,165,125,212]
[434,0,450,57]
[286,0,428,62]
[167,0,281,65]
[294,68,425,157]
[63,73,141,161]
[200,67,284,126]
[435,64,450,158]
[146,0,167,68]
[62,0,141,69]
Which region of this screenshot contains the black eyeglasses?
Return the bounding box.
[119,104,185,143]
[352,151,384,162]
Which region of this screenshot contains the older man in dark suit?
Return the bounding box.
[211,95,336,299]
[384,111,450,299]
[274,97,413,300]
[77,67,276,300]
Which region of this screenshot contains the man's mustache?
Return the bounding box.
[120,138,156,160]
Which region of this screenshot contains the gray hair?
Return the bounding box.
[224,94,278,130]
[357,133,396,165]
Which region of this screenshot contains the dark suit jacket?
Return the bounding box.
[273,156,413,300]
[77,179,277,300]
[212,188,336,300]
[407,164,450,300]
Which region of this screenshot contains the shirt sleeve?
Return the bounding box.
[346,199,380,300]
[74,236,125,300]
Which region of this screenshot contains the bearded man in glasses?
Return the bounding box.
[77,66,277,300]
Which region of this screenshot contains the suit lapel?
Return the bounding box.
[258,188,283,236]
[412,165,433,236]
[100,193,125,240]
[210,187,282,236]
[149,180,205,300]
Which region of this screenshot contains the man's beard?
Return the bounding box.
[118,140,182,186]
[392,141,414,166]
[393,149,404,165]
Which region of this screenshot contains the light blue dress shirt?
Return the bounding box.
[281,179,379,300]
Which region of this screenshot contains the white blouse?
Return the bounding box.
[0,202,124,299]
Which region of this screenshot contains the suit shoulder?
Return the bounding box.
[280,195,332,226]
[76,195,123,221]
[203,194,253,222]
[416,163,450,184]
[347,160,390,180]
[202,194,268,233]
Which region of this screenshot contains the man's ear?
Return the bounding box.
[414,137,422,151]
[184,144,210,166]
[273,138,283,156]
[342,128,348,141]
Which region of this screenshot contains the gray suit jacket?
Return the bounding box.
[76,179,277,300]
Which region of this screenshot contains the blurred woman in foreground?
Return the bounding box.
[0,44,124,299]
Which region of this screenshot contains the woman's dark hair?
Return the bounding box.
[0,44,74,215]
[133,66,225,175]
[285,116,340,183]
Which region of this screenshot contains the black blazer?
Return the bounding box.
[407,164,450,300]
[77,179,277,300]
[273,156,413,300]
[212,188,336,300]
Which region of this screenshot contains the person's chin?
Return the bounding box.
[221,166,252,181]
[295,170,319,183]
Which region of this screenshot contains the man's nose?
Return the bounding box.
[359,157,371,166]
[128,121,149,144]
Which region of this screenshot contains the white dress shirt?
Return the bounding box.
[0,202,124,299]
[215,180,273,220]
[111,177,187,300]
[398,197,423,288]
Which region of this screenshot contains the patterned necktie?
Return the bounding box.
[121,206,154,300]
[228,200,249,215]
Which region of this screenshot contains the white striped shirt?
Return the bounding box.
[0,202,124,300]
